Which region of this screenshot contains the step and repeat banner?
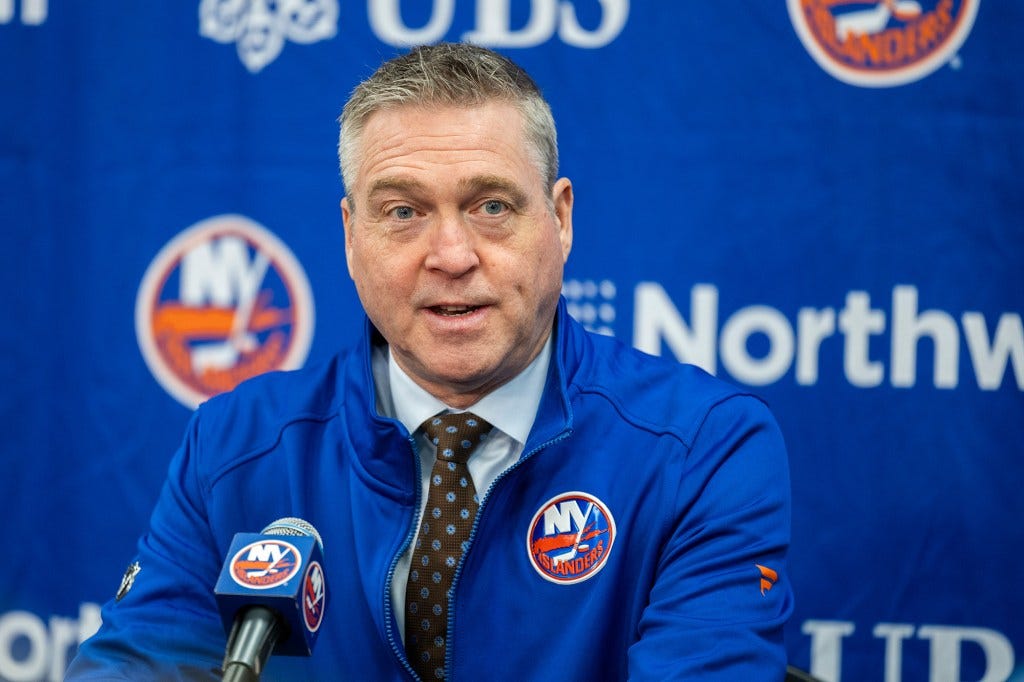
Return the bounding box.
[2,2,1021,680]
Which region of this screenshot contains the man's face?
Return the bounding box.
[341,101,573,408]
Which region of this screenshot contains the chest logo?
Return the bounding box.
[527,492,616,584]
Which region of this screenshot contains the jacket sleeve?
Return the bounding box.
[65,410,227,680]
[627,394,794,680]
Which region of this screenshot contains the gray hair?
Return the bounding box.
[338,43,558,197]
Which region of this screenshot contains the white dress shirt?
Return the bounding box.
[371,336,552,641]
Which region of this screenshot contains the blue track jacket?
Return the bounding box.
[68,299,793,680]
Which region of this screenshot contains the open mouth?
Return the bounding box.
[431,305,481,316]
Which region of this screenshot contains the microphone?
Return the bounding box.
[214,517,327,682]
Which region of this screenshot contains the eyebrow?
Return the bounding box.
[366,177,429,202]
[363,174,532,212]
[457,174,529,208]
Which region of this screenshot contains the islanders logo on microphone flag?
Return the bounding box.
[787,0,979,87]
[302,561,326,633]
[136,214,315,408]
[230,539,303,589]
[527,492,616,584]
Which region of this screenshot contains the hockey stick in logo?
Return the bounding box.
[884,0,922,21]
[191,250,271,371]
[228,250,270,352]
[305,581,324,612]
[835,0,922,40]
[248,544,294,579]
[550,502,594,568]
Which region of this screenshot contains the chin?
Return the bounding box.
[432,362,491,385]
[430,357,501,386]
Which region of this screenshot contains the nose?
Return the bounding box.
[423,213,480,277]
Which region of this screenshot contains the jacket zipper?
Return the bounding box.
[385,433,423,680]
[442,429,572,680]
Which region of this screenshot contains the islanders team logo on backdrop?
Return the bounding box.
[199,0,339,73]
[788,0,979,87]
[230,538,302,589]
[527,492,616,584]
[136,214,315,409]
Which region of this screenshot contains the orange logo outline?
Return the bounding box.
[135,214,314,408]
[787,0,979,87]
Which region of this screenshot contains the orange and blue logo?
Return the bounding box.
[527,492,616,584]
[229,539,302,589]
[757,563,779,595]
[302,561,326,632]
[135,214,314,408]
[788,0,979,87]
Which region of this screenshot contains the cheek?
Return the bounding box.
[351,235,393,277]
[509,245,564,315]
[350,244,393,299]
[352,267,405,336]
[533,234,567,281]
[353,246,422,319]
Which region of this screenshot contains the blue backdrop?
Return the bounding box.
[2,1,1021,680]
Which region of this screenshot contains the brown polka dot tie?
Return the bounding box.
[405,412,492,681]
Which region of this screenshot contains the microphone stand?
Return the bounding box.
[221,606,285,682]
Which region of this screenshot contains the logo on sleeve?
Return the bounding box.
[230,539,302,589]
[527,492,616,585]
[136,214,314,409]
[788,0,979,87]
[115,561,141,601]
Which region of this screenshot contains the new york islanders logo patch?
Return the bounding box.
[302,561,326,632]
[527,492,616,584]
[788,0,979,87]
[230,539,302,589]
[135,214,314,408]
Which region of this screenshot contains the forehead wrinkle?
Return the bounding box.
[353,104,544,208]
[361,116,527,167]
[358,139,513,198]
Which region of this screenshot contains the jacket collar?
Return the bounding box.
[340,297,580,495]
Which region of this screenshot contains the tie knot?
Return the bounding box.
[421,412,493,464]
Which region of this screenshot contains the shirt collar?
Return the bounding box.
[387,334,552,446]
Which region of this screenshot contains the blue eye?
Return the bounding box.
[482,200,506,215]
[392,206,415,219]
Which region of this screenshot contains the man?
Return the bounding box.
[69,43,792,680]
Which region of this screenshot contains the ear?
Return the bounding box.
[340,197,356,280]
[551,178,574,263]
